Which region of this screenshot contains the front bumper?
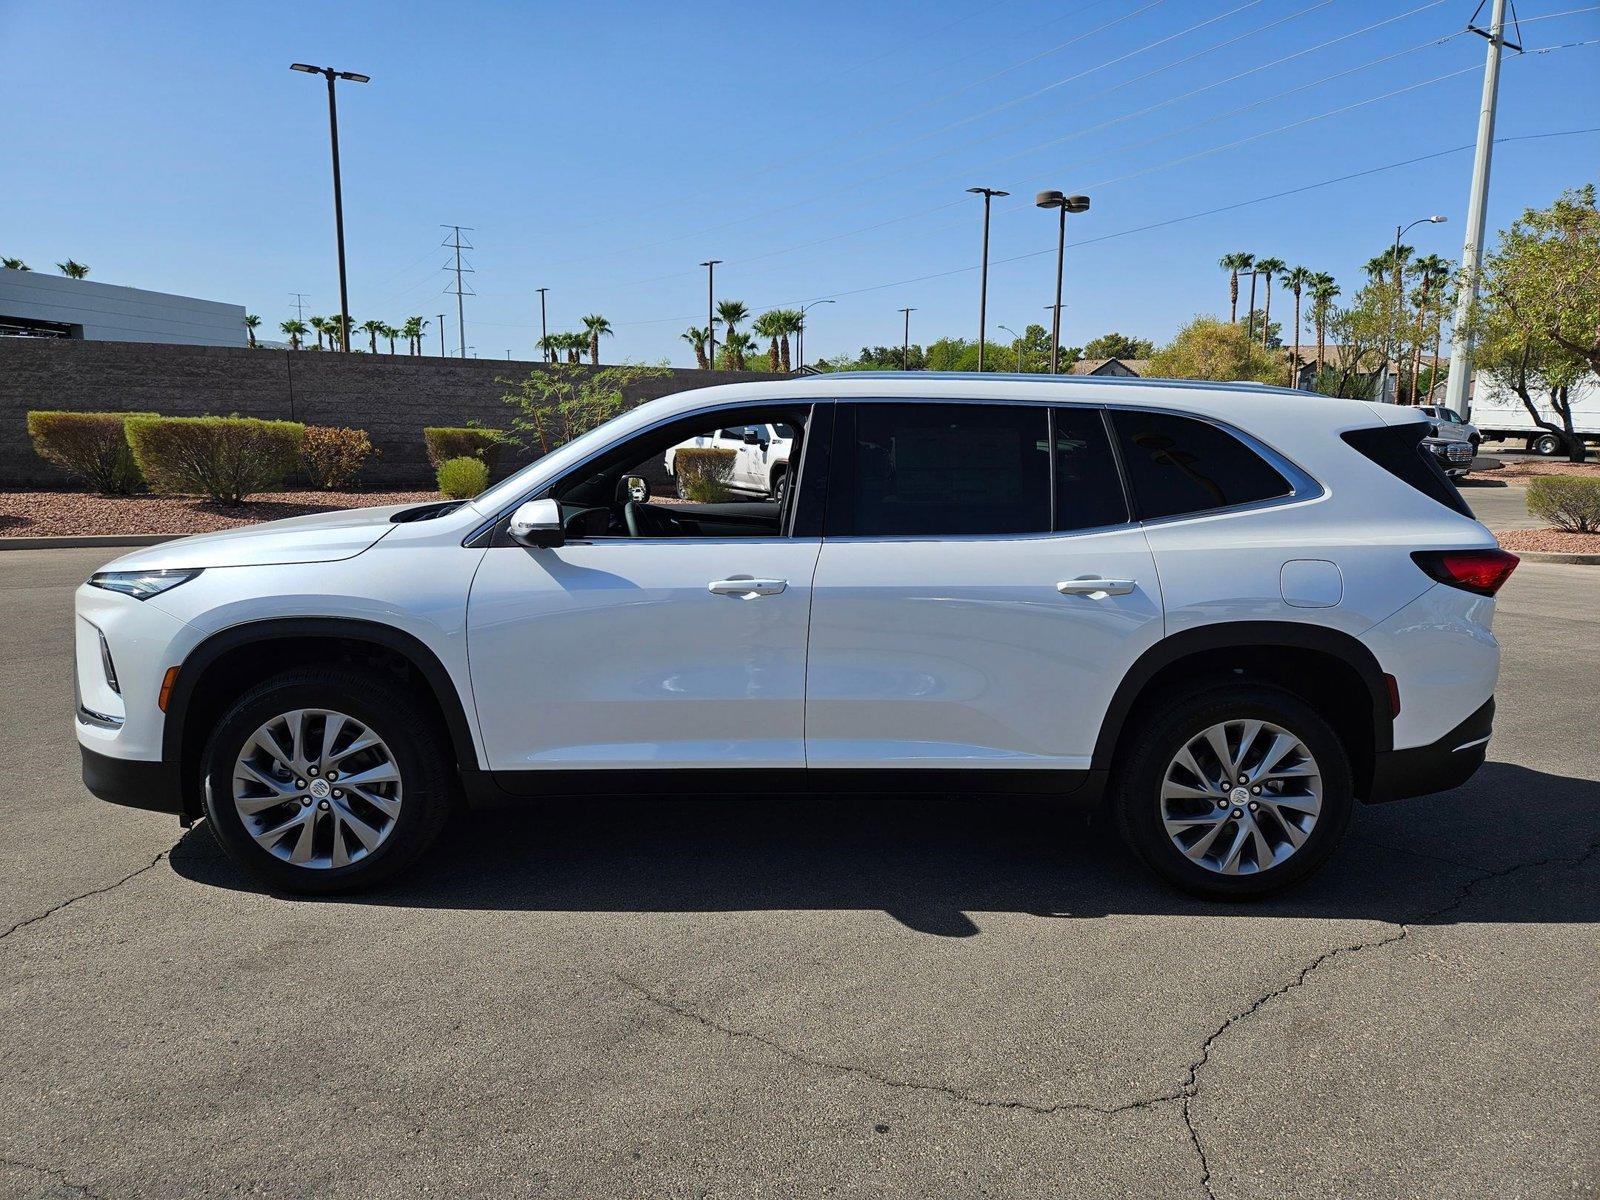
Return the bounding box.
[80,746,183,814]
[1367,697,1494,803]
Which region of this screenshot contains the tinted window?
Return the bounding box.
[1053,409,1128,530]
[841,403,1050,536]
[1340,424,1472,517]
[1112,411,1292,520]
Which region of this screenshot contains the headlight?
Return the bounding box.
[89,568,203,600]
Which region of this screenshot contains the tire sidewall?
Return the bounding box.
[1115,685,1353,899]
[202,671,448,893]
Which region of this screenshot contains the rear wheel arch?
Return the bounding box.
[1093,623,1391,798]
[165,618,478,818]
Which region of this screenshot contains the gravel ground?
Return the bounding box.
[0,489,439,537]
[1476,457,1600,480]
[1497,528,1600,555]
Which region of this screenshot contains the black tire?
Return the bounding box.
[1111,683,1353,900]
[770,467,788,502]
[1532,432,1564,457]
[201,667,454,894]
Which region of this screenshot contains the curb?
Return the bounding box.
[0,534,182,551]
[1509,549,1600,566]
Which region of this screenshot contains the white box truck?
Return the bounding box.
[1471,373,1600,456]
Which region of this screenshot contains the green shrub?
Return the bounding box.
[673,446,737,503]
[424,426,503,471]
[1527,475,1600,534]
[125,416,305,504]
[301,424,375,489]
[26,410,157,494]
[436,455,488,499]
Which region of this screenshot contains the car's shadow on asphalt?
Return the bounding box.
[168,761,1600,936]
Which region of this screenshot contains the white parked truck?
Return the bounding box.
[1470,374,1600,457]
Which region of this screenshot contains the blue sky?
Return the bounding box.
[3,0,1596,363]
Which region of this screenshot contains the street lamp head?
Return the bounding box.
[1035,190,1066,209]
[1429,214,1447,223]
[1065,194,1091,213]
[338,71,371,83]
[968,186,1011,197]
[290,63,320,73]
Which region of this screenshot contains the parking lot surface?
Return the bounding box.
[2,547,1596,1198]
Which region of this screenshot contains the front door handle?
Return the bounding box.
[709,577,788,599]
[1057,578,1136,598]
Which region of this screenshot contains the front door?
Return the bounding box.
[804,401,1164,773]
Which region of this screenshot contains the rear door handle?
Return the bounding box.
[1057,578,1136,597]
[709,577,788,598]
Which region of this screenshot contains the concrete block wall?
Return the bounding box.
[0,339,780,488]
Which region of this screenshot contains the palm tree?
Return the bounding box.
[537,332,563,363]
[244,314,260,348]
[681,326,709,370]
[721,329,756,371]
[381,323,399,354]
[1279,266,1313,386]
[1308,275,1339,374]
[715,300,749,345]
[56,259,89,279]
[1407,255,1449,404]
[776,309,803,372]
[308,316,327,350]
[752,310,784,371]
[1218,252,1253,323]
[280,319,307,350]
[1253,257,1286,347]
[403,316,428,355]
[581,314,613,365]
[2,257,30,271]
[361,319,385,354]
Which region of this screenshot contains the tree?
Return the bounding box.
[1279,266,1314,386]
[681,326,709,370]
[279,319,307,350]
[721,329,756,370]
[1253,257,1286,347]
[1309,274,1339,372]
[56,259,89,278]
[361,319,385,354]
[501,363,670,456]
[244,314,260,348]
[775,309,803,372]
[714,299,749,350]
[308,316,327,350]
[1405,255,1449,403]
[381,323,400,355]
[1241,310,1283,350]
[1218,252,1253,323]
[1311,280,1394,399]
[1146,315,1282,385]
[1081,332,1153,360]
[582,314,613,365]
[752,310,785,371]
[2,257,30,271]
[402,315,428,355]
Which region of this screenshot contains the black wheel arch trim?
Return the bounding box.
[1090,621,1392,773]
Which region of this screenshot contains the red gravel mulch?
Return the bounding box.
[0,490,440,539]
[1477,458,1600,481]
[1497,528,1600,556]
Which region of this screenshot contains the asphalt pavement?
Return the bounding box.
[1,546,1595,1199]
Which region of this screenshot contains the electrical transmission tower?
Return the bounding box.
[289,292,308,322]
[440,225,475,359]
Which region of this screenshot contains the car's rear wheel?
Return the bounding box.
[1112,684,1353,899]
[202,667,453,893]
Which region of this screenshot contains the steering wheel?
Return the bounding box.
[624,500,643,538]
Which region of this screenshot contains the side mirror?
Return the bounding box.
[741,429,762,445]
[622,474,650,503]
[507,498,564,548]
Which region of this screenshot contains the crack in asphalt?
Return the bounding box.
[0,847,173,946]
[0,1155,109,1199]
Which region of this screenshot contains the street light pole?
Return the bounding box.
[437,313,446,359]
[1035,191,1090,374]
[291,64,369,353]
[797,299,834,372]
[898,307,917,370]
[700,260,722,370]
[536,287,550,363]
[968,187,1009,371]
[1388,215,1448,401]
[998,324,1023,371]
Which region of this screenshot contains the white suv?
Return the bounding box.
[75,374,1516,898]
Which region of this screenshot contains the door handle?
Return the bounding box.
[709,577,788,599]
[1057,578,1136,598]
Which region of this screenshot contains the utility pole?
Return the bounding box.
[1444,0,1518,417]
[967,187,1009,371]
[437,313,447,359]
[536,287,550,363]
[898,307,917,369]
[289,292,308,323]
[441,225,475,358]
[700,260,722,369]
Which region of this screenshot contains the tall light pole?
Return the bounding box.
[1445,0,1517,418]
[700,260,722,370]
[1036,191,1090,374]
[290,64,368,353]
[898,307,917,369]
[536,287,550,363]
[437,313,446,359]
[998,324,1023,371]
[968,187,1009,371]
[1389,215,1448,401]
[797,298,834,372]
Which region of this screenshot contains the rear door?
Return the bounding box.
[803,401,1164,775]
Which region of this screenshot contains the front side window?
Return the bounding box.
[1111,410,1293,521]
[834,403,1050,536]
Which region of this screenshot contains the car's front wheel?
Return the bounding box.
[201,667,453,893]
[1112,684,1353,899]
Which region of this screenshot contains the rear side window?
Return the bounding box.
[1053,409,1128,530]
[835,403,1050,536]
[1341,423,1473,517]
[1111,411,1293,520]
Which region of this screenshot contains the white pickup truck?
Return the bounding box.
[1470,374,1600,456]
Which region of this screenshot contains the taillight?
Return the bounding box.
[1411,549,1520,597]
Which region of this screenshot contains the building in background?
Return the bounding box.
[0,269,245,347]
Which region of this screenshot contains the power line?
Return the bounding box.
[441,225,474,359]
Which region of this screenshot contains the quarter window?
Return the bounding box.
[1053,409,1128,531]
[1111,410,1293,520]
